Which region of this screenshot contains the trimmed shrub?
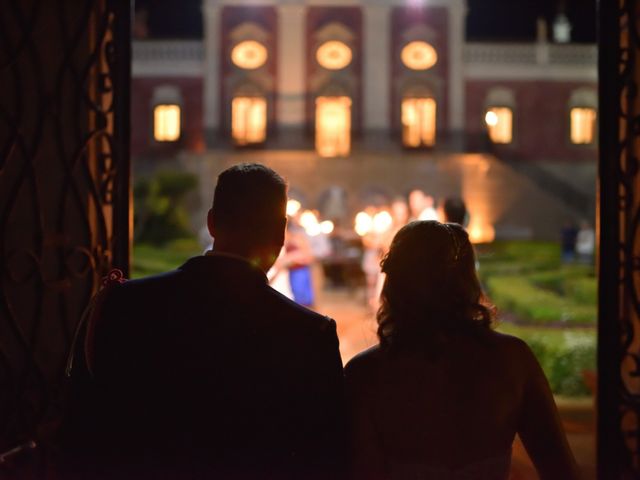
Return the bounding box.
[498,324,596,397]
[134,171,199,245]
[487,276,596,326]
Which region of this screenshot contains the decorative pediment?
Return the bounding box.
[151,84,183,104]
[569,88,597,107]
[401,24,438,44]
[229,21,270,43]
[485,87,516,107]
[314,21,355,44]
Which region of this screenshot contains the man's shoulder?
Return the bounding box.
[104,269,185,307]
[263,285,336,335]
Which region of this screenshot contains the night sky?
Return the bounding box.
[135,0,596,43]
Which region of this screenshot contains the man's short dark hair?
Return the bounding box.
[212,163,287,234]
[443,197,467,225]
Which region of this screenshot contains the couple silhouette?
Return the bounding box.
[59,164,579,479]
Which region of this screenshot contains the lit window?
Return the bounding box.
[153,104,181,142]
[315,96,351,157]
[317,41,352,70]
[570,107,597,145]
[231,40,268,70]
[401,41,438,71]
[485,107,513,144]
[402,98,436,147]
[232,97,267,146]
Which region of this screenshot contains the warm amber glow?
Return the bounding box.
[355,211,373,237]
[316,41,352,70]
[153,104,181,142]
[570,107,597,144]
[402,98,436,147]
[232,97,267,146]
[315,96,351,157]
[231,40,268,70]
[320,220,334,235]
[373,211,393,234]
[401,41,438,71]
[286,199,302,217]
[468,219,496,244]
[485,107,513,144]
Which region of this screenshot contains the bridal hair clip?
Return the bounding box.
[443,223,461,262]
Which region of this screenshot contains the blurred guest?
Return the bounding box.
[390,197,410,231]
[286,222,316,307]
[561,222,579,263]
[268,246,294,300]
[408,189,426,221]
[442,196,469,227]
[576,220,595,264]
[418,195,439,221]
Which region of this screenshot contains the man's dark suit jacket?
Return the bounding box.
[60,254,345,479]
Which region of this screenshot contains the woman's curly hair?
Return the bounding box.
[377,221,495,353]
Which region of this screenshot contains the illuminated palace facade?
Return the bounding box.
[131,0,597,238]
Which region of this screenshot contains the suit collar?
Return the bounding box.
[180,254,268,285]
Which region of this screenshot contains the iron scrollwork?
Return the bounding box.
[599,0,640,477]
[0,0,130,465]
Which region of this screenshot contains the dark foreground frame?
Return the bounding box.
[598,0,640,477]
[0,0,639,477]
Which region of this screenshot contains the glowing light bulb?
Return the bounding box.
[355,211,373,237]
[373,211,393,234]
[485,111,499,127]
[287,199,302,217]
[320,220,334,235]
[300,210,319,232]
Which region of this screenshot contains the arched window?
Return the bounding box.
[315,96,351,158]
[401,84,437,148]
[232,84,267,146]
[484,87,516,144]
[568,89,597,145]
[151,85,182,143]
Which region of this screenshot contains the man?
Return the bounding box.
[61,164,345,479]
[441,196,468,227]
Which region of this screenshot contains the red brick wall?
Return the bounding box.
[465,80,598,161]
[306,6,363,135]
[391,6,449,136]
[131,77,204,157]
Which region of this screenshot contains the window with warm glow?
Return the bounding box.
[316,41,352,70]
[232,97,267,146]
[401,41,438,71]
[402,98,436,147]
[315,96,351,157]
[570,107,597,145]
[231,40,268,70]
[485,107,513,144]
[153,104,181,142]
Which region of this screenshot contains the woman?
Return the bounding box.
[344,221,579,480]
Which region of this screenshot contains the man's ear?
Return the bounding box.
[207,209,216,239]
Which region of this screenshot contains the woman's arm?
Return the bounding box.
[344,358,387,480]
[517,342,581,480]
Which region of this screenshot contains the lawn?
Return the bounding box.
[132,239,202,279]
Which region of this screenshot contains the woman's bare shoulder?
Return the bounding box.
[345,345,383,376]
[485,330,538,365]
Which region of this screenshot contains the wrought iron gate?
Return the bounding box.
[0,0,131,461]
[598,0,640,477]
